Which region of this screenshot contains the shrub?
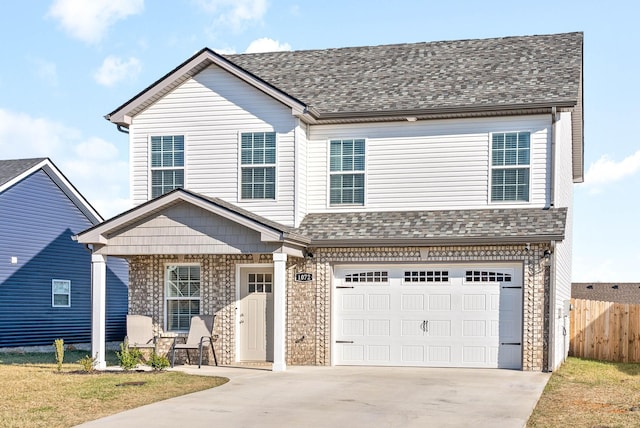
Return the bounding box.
[77,354,97,372]
[116,340,142,371]
[53,339,65,372]
[147,351,170,371]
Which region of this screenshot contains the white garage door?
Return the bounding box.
[334,264,522,369]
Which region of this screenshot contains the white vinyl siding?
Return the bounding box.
[550,111,575,370]
[130,65,296,226]
[307,116,550,212]
[165,265,201,332]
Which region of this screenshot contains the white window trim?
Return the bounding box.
[164,263,201,333]
[52,279,71,308]
[237,131,278,202]
[326,138,367,208]
[148,134,187,200]
[488,131,532,204]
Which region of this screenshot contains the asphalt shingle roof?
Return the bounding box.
[226,32,582,115]
[296,208,567,245]
[0,158,47,188]
[572,283,640,305]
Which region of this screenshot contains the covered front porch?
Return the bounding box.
[75,189,309,371]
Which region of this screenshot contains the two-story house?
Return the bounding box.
[77,32,583,372]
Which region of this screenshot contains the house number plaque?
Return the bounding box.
[295,272,313,282]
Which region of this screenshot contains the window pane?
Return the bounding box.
[330,173,364,205]
[491,168,529,202]
[53,295,69,306]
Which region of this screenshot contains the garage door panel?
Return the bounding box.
[401,294,425,310]
[368,319,391,336]
[428,320,451,337]
[401,319,424,336]
[368,294,390,311]
[428,294,451,310]
[341,294,365,310]
[335,264,522,369]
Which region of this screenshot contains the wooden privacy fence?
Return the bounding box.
[570,298,640,363]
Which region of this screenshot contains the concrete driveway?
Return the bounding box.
[76,365,549,428]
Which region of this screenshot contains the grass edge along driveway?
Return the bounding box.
[0,350,228,428]
[527,357,640,427]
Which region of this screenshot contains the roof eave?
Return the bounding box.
[307,234,565,248]
[301,101,578,125]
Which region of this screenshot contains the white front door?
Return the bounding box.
[334,264,523,369]
[239,268,274,361]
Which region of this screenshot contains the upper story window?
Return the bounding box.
[151,135,184,198]
[241,132,276,199]
[329,139,365,205]
[490,132,530,202]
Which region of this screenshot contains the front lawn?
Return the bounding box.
[0,350,228,428]
[528,357,640,427]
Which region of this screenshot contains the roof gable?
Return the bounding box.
[75,188,309,248]
[0,158,102,224]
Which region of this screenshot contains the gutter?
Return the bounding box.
[548,107,557,209]
[307,235,566,248]
[546,241,557,372]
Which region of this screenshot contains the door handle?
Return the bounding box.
[420,320,429,333]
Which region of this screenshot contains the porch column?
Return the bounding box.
[91,253,107,369]
[272,252,287,372]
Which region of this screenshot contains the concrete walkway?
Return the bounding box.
[76,365,549,428]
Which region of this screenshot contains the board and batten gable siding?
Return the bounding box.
[306,115,551,212]
[130,65,297,226]
[550,111,575,369]
[0,170,128,347]
[99,202,281,256]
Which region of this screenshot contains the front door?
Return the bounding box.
[239,268,274,361]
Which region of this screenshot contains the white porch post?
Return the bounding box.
[91,253,107,370]
[272,252,287,372]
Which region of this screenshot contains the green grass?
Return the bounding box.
[528,357,640,428]
[0,350,228,428]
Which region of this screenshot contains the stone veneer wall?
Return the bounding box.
[127,244,550,371]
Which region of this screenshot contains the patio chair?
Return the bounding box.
[125,314,157,351]
[170,314,218,368]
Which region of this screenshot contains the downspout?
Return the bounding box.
[547,107,557,209]
[117,125,129,134]
[546,241,557,372]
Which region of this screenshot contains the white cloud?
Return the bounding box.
[48,0,144,44]
[94,56,142,86]
[198,0,268,31]
[584,150,640,191]
[245,38,291,53]
[30,58,59,87]
[0,109,130,218]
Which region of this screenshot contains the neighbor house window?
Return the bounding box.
[52,279,71,307]
[329,139,365,205]
[241,132,276,199]
[151,135,184,198]
[165,265,200,331]
[491,132,530,202]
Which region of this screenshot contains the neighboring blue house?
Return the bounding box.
[0,158,128,347]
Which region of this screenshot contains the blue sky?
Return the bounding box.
[0,0,638,281]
